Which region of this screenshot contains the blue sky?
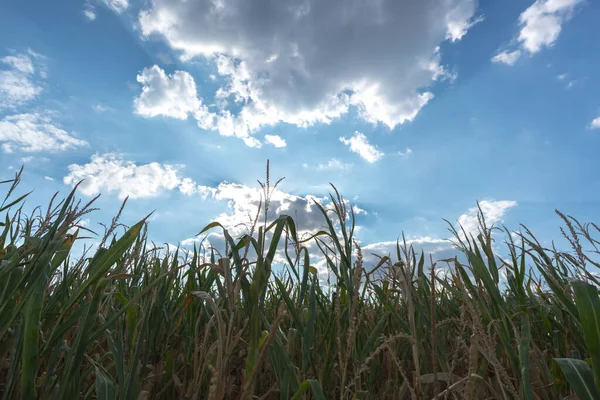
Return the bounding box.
[1,0,599,268]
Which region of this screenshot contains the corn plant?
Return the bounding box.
[0,165,599,399]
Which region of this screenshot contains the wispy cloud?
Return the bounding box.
[103,0,128,13]
[317,158,352,171]
[94,103,115,112]
[491,50,521,66]
[83,3,97,20]
[397,148,413,157]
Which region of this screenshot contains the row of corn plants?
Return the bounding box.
[1,165,600,399]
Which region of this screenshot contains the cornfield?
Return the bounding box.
[1,165,600,400]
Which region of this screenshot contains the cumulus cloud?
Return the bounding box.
[134,65,204,119]
[136,0,478,138]
[133,64,348,146]
[193,182,329,238]
[456,200,518,237]
[179,180,370,276]
[0,113,88,153]
[518,0,582,53]
[339,131,384,163]
[64,153,199,199]
[359,199,517,271]
[362,237,457,269]
[588,117,600,130]
[264,134,286,148]
[493,0,582,65]
[185,181,366,239]
[133,65,271,146]
[0,51,44,109]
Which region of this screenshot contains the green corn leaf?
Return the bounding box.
[64,220,144,312]
[519,314,532,400]
[0,191,31,213]
[123,300,152,398]
[359,311,390,364]
[301,276,317,372]
[290,379,326,400]
[573,280,600,388]
[554,358,600,400]
[94,364,117,400]
[275,276,303,330]
[465,249,504,311]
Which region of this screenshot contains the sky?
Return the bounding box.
[1,0,599,272]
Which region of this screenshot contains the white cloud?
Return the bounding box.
[589,117,600,130]
[362,237,456,269]
[2,54,35,74]
[493,0,582,65]
[447,12,484,42]
[63,153,198,200]
[94,103,114,112]
[137,0,478,133]
[44,176,54,181]
[491,50,522,66]
[242,136,262,148]
[556,73,578,89]
[84,5,97,21]
[264,134,286,148]
[176,181,338,253]
[178,181,371,275]
[0,113,88,153]
[317,158,352,171]
[457,200,518,237]
[103,0,128,13]
[360,200,517,271]
[518,0,582,54]
[339,131,384,163]
[397,148,413,157]
[84,9,97,20]
[0,51,87,156]
[133,65,204,120]
[205,182,327,237]
[0,51,44,109]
